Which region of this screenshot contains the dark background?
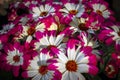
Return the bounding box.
[0,0,120,80]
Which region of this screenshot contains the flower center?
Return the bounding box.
[27,27,35,35]
[69,10,78,15]
[13,55,20,62]
[96,10,102,15]
[78,23,88,31]
[118,32,120,36]
[47,45,56,50]
[39,65,48,75]
[40,11,48,17]
[66,60,77,72]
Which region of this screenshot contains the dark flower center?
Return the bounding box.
[96,10,102,15]
[39,65,48,75]
[66,60,77,72]
[118,32,120,36]
[78,23,88,31]
[27,27,35,35]
[13,55,20,62]
[69,10,78,15]
[47,45,56,50]
[40,11,48,17]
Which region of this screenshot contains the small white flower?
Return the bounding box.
[31,4,55,19]
[60,3,85,17]
[27,53,54,80]
[92,3,111,19]
[6,48,23,66]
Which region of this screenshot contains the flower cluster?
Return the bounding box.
[0,0,120,80]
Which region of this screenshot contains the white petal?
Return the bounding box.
[58,52,68,63]
[55,34,64,46]
[59,9,69,13]
[62,71,70,80]
[75,52,85,62]
[77,64,89,73]
[65,3,72,11]
[76,73,86,80]
[69,72,78,80]
[32,74,42,80]
[67,48,76,60]
[100,5,106,11]
[77,57,89,64]
[45,4,51,11]
[40,36,50,45]
[26,36,33,43]
[32,7,40,15]
[39,5,45,12]
[49,35,55,45]
[28,70,38,77]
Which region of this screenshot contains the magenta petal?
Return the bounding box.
[89,66,98,75]
[12,66,20,77]
[22,71,29,78]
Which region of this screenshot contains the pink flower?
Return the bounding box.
[55,39,98,80]
[0,42,30,77]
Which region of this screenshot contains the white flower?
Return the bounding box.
[56,45,91,80]
[34,32,66,52]
[19,23,45,43]
[6,48,23,66]
[26,53,54,80]
[92,3,111,19]
[31,4,55,19]
[60,3,85,17]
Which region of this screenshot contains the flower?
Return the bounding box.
[55,39,98,80]
[91,3,111,19]
[22,52,61,80]
[31,4,55,20]
[34,30,66,56]
[0,42,30,77]
[60,2,85,17]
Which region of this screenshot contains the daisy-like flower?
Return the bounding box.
[60,2,85,17]
[55,39,98,80]
[77,32,102,59]
[18,22,46,43]
[91,3,111,19]
[69,17,94,33]
[34,30,66,56]
[31,4,55,19]
[98,25,120,51]
[0,42,29,77]
[22,52,61,80]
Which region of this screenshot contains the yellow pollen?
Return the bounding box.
[69,10,78,15]
[40,11,48,17]
[39,65,48,75]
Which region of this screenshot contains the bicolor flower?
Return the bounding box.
[22,52,61,80]
[31,4,55,19]
[98,25,120,51]
[34,31,66,56]
[0,42,30,77]
[69,17,94,33]
[60,2,85,17]
[55,39,98,80]
[91,3,111,19]
[18,22,46,43]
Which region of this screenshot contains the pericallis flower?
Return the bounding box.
[77,32,102,59]
[55,39,98,80]
[90,2,112,19]
[34,30,67,56]
[30,4,55,20]
[98,25,120,51]
[18,22,46,43]
[22,52,61,80]
[0,42,30,77]
[60,2,85,17]
[69,17,94,33]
